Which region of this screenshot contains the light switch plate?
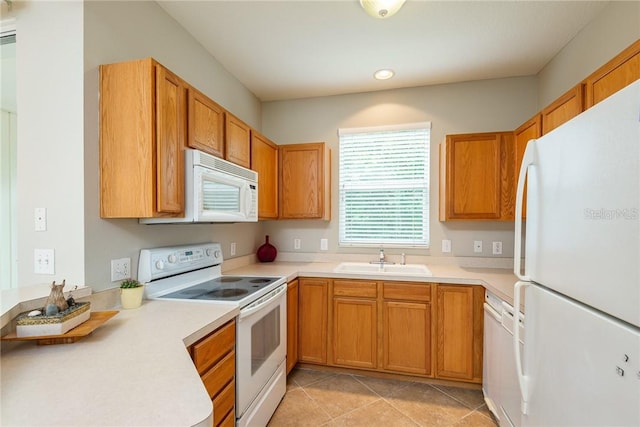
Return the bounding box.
[320,238,328,251]
[473,240,483,253]
[34,249,55,275]
[442,239,452,253]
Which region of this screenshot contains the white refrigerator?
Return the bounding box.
[513,80,640,426]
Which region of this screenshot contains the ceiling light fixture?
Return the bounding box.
[360,0,406,19]
[374,69,395,80]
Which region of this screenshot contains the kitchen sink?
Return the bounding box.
[333,262,432,276]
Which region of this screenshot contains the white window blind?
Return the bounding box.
[338,122,430,247]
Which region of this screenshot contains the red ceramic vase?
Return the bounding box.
[257,235,277,262]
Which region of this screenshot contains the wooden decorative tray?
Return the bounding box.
[1,311,119,345]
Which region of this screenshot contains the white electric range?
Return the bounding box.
[138,242,287,427]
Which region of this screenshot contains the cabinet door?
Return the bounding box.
[436,285,483,382]
[298,278,328,364]
[251,131,279,219]
[383,300,431,375]
[585,39,640,108]
[187,87,224,158]
[225,113,251,168]
[100,58,155,218]
[332,298,377,369]
[514,114,541,219]
[286,279,299,374]
[541,84,584,135]
[440,132,515,221]
[279,143,331,220]
[155,65,185,214]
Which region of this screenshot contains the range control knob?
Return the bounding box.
[155,260,165,270]
[206,248,213,256]
[214,250,221,258]
[167,254,177,264]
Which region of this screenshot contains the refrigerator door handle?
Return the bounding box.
[513,280,531,415]
[514,140,537,281]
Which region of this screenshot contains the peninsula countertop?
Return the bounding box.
[1,300,238,427]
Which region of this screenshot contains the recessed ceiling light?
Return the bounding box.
[374,69,395,80]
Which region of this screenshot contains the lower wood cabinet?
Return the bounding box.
[435,285,484,383]
[286,279,299,374]
[382,282,432,376]
[332,280,377,369]
[189,319,236,427]
[295,278,483,385]
[298,278,328,364]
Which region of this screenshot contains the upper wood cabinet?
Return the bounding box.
[225,113,251,168]
[100,58,185,218]
[439,132,515,221]
[187,87,225,158]
[585,39,640,108]
[279,142,331,220]
[513,114,542,219]
[541,84,584,135]
[435,285,484,383]
[251,131,279,220]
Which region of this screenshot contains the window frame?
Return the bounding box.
[337,122,431,249]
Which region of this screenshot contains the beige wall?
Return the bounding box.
[538,1,640,107]
[261,77,538,260]
[13,1,85,288]
[83,1,265,291]
[10,1,264,291]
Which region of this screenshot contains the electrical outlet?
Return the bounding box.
[492,241,503,255]
[294,238,301,250]
[111,257,131,282]
[473,240,483,253]
[34,249,55,274]
[442,239,452,253]
[320,238,328,251]
[34,207,47,231]
[230,242,236,256]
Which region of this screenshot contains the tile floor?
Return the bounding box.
[268,367,498,427]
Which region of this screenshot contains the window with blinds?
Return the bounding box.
[338,123,430,247]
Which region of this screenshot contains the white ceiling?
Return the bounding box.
[161,1,608,102]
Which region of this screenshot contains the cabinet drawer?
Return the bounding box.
[202,350,235,399]
[383,282,431,301]
[213,379,235,426]
[192,320,235,374]
[333,280,377,298]
[219,409,235,427]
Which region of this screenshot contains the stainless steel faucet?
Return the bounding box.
[400,253,406,265]
[379,248,385,262]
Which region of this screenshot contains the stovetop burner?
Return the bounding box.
[155,275,284,303]
[206,288,249,298]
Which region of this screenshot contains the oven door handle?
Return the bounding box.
[239,284,286,320]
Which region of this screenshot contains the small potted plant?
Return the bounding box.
[120,279,144,309]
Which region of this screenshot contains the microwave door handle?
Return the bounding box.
[244,185,253,217]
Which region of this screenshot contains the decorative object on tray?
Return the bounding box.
[15,280,91,337]
[257,235,277,262]
[3,311,119,345]
[120,278,144,309]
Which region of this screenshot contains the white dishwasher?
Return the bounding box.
[483,291,524,427]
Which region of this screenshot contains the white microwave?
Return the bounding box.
[141,149,258,224]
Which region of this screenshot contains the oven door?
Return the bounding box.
[236,283,287,417]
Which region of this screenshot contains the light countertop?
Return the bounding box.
[1,299,238,427]
[225,261,518,305]
[1,260,517,426]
